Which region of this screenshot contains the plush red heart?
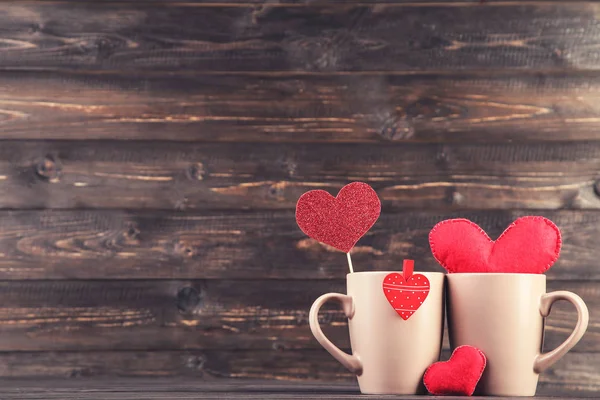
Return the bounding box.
[423,345,487,396]
[429,216,561,274]
[295,182,381,253]
[382,260,430,320]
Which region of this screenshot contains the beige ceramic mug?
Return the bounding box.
[447,273,589,396]
[309,271,445,394]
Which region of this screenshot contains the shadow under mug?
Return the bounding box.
[309,271,445,394]
[447,273,589,397]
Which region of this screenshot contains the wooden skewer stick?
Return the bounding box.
[346,252,354,274]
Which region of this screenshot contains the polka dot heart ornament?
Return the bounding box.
[382,260,430,320]
[295,182,381,273]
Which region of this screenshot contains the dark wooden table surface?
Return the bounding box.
[0,378,591,399]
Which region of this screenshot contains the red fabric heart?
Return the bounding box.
[429,216,561,274]
[423,345,487,396]
[382,261,430,320]
[295,182,381,253]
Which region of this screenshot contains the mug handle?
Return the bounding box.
[533,290,589,373]
[309,293,363,374]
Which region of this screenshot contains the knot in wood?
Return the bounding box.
[284,35,341,72]
[405,97,460,121]
[268,182,286,200]
[29,23,42,33]
[378,117,415,141]
[174,241,195,258]
[35,156,61,183]
[76,35,123,61]
[185,355,206,371]
[435,150,449,169]
[276,157,297,177]
[175,197,190,211]
[408,36,451,51]
[593,180,600,198]
[177,287,202,313]
[124,225,141,242]
[272,342,288,352]
[94,36,120,60]
[187,163,206,181]
[444,186,463,206]
[69,368,90,378]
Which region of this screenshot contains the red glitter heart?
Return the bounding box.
[382,261,430,320]
[429,216,561,274]
[295,182,381,253]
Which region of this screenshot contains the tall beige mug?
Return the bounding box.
[309,271,445,394]
[447,273,589,396]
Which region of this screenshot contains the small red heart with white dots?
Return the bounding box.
[382,261,430,320]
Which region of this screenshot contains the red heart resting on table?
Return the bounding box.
[429,216,561,273]
[423,345,487,396]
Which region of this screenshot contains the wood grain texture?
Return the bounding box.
[0,380,591,400]
[0,210,600,280]
[0,378,360,393]
[2,3,600,72]
[6,72,600,143]
[2,1,600,390]
[0,279,593,352]
[0,353,593,397]
[4,141,600,210]
[0,378,589,400]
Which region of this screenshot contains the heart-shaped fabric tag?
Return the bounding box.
[295,182,381,253]
[382,260,430,320]
[429,216,561,274]
[423,345,487,396]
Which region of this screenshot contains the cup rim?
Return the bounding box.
[347,270,445,277]
[447,272,546,277]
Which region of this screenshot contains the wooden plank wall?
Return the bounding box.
[0,0,598,396]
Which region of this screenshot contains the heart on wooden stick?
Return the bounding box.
[295,182,381,272]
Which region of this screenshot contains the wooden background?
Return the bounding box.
[0,0,598,397]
